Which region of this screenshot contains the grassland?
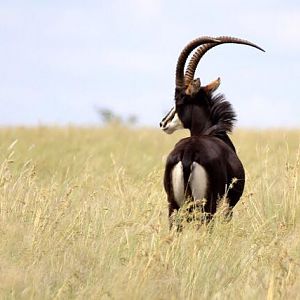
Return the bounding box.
[0,126,299,299]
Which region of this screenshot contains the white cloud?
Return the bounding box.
[237,95,299,128]
[0,1,299,127]
[237,9,300,51]
[129,0,162,19]
[100,50,163,73]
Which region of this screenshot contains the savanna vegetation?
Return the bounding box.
[0,126,299,299]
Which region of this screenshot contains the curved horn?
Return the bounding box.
[185,36,265,85]
[175,36,220,89]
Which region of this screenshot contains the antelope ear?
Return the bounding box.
[203,77,221,93]
[185,78,201,96]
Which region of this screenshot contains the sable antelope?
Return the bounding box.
[160,36,264,227]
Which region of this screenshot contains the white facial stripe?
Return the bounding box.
[160,106,184,134]
[161,107,175,128]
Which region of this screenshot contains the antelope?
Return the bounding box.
[160,36,264,228]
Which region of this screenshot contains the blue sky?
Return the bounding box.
[0,0,299,127]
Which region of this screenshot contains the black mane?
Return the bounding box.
[174,88,237,140]
[205,93,237,135]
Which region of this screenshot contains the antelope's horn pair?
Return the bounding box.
[175,36,265,91]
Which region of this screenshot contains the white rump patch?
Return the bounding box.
[171,162,185,206]
[171,161,208,207]
[190,162,208,201]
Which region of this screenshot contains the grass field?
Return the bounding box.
[0,126,300,299]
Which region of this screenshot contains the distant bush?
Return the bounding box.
[96,107,138,126]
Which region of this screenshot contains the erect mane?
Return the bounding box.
[204,93,237,135]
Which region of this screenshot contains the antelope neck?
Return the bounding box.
[189,105,212,136]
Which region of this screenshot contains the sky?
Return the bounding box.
[0,0,299,128]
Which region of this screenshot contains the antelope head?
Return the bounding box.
[160,36,264,135]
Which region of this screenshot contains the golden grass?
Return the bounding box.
[0,126,299,299]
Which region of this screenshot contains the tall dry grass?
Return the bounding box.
[0,126,299,299]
